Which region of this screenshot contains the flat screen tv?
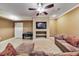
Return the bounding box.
[36,22,47,29]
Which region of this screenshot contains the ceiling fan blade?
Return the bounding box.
[45,4,54,9]
[36,13,39,16]
[43,12,48,15]
[28,8,36,10]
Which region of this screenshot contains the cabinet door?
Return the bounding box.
[15,23,23,39]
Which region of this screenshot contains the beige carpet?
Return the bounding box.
[0,37,62,54]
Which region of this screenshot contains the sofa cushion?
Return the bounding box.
[16,42,34,54]
[55,34,64,40]
[65,35,79,47]
[0,43,17,56]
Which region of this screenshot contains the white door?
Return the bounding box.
[15,23,23,39]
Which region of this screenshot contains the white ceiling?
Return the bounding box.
[0,3,78,21]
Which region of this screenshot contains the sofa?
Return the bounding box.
[1,35,79,56]
[0,42,34,56]
[0,42,79,56]
[55,34,79,52]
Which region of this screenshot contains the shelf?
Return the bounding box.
[36,29,47,31]
[36,31,46,34]
[36,36,47,38]
[36,31,47,38]
[36,34,46,36]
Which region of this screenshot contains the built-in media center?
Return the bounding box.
[33,18,49,39]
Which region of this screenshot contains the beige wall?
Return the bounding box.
[57,7,79,36]
[15,21,33,33]
[23,21,33,32]
[49,19,57,36]
[0,17,14,40]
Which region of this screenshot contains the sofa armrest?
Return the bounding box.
[55,39,79,52]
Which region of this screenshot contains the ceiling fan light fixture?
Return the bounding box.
[38,3,42,7]
[37,7,45,13]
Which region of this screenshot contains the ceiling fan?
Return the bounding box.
[28,3,54,16]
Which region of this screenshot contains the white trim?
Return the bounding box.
[58,4,79,18]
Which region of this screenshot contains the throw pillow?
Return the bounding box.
[0,43,17,56]
[65,35,79,47]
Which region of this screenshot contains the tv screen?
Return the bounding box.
[36,22,47,29]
